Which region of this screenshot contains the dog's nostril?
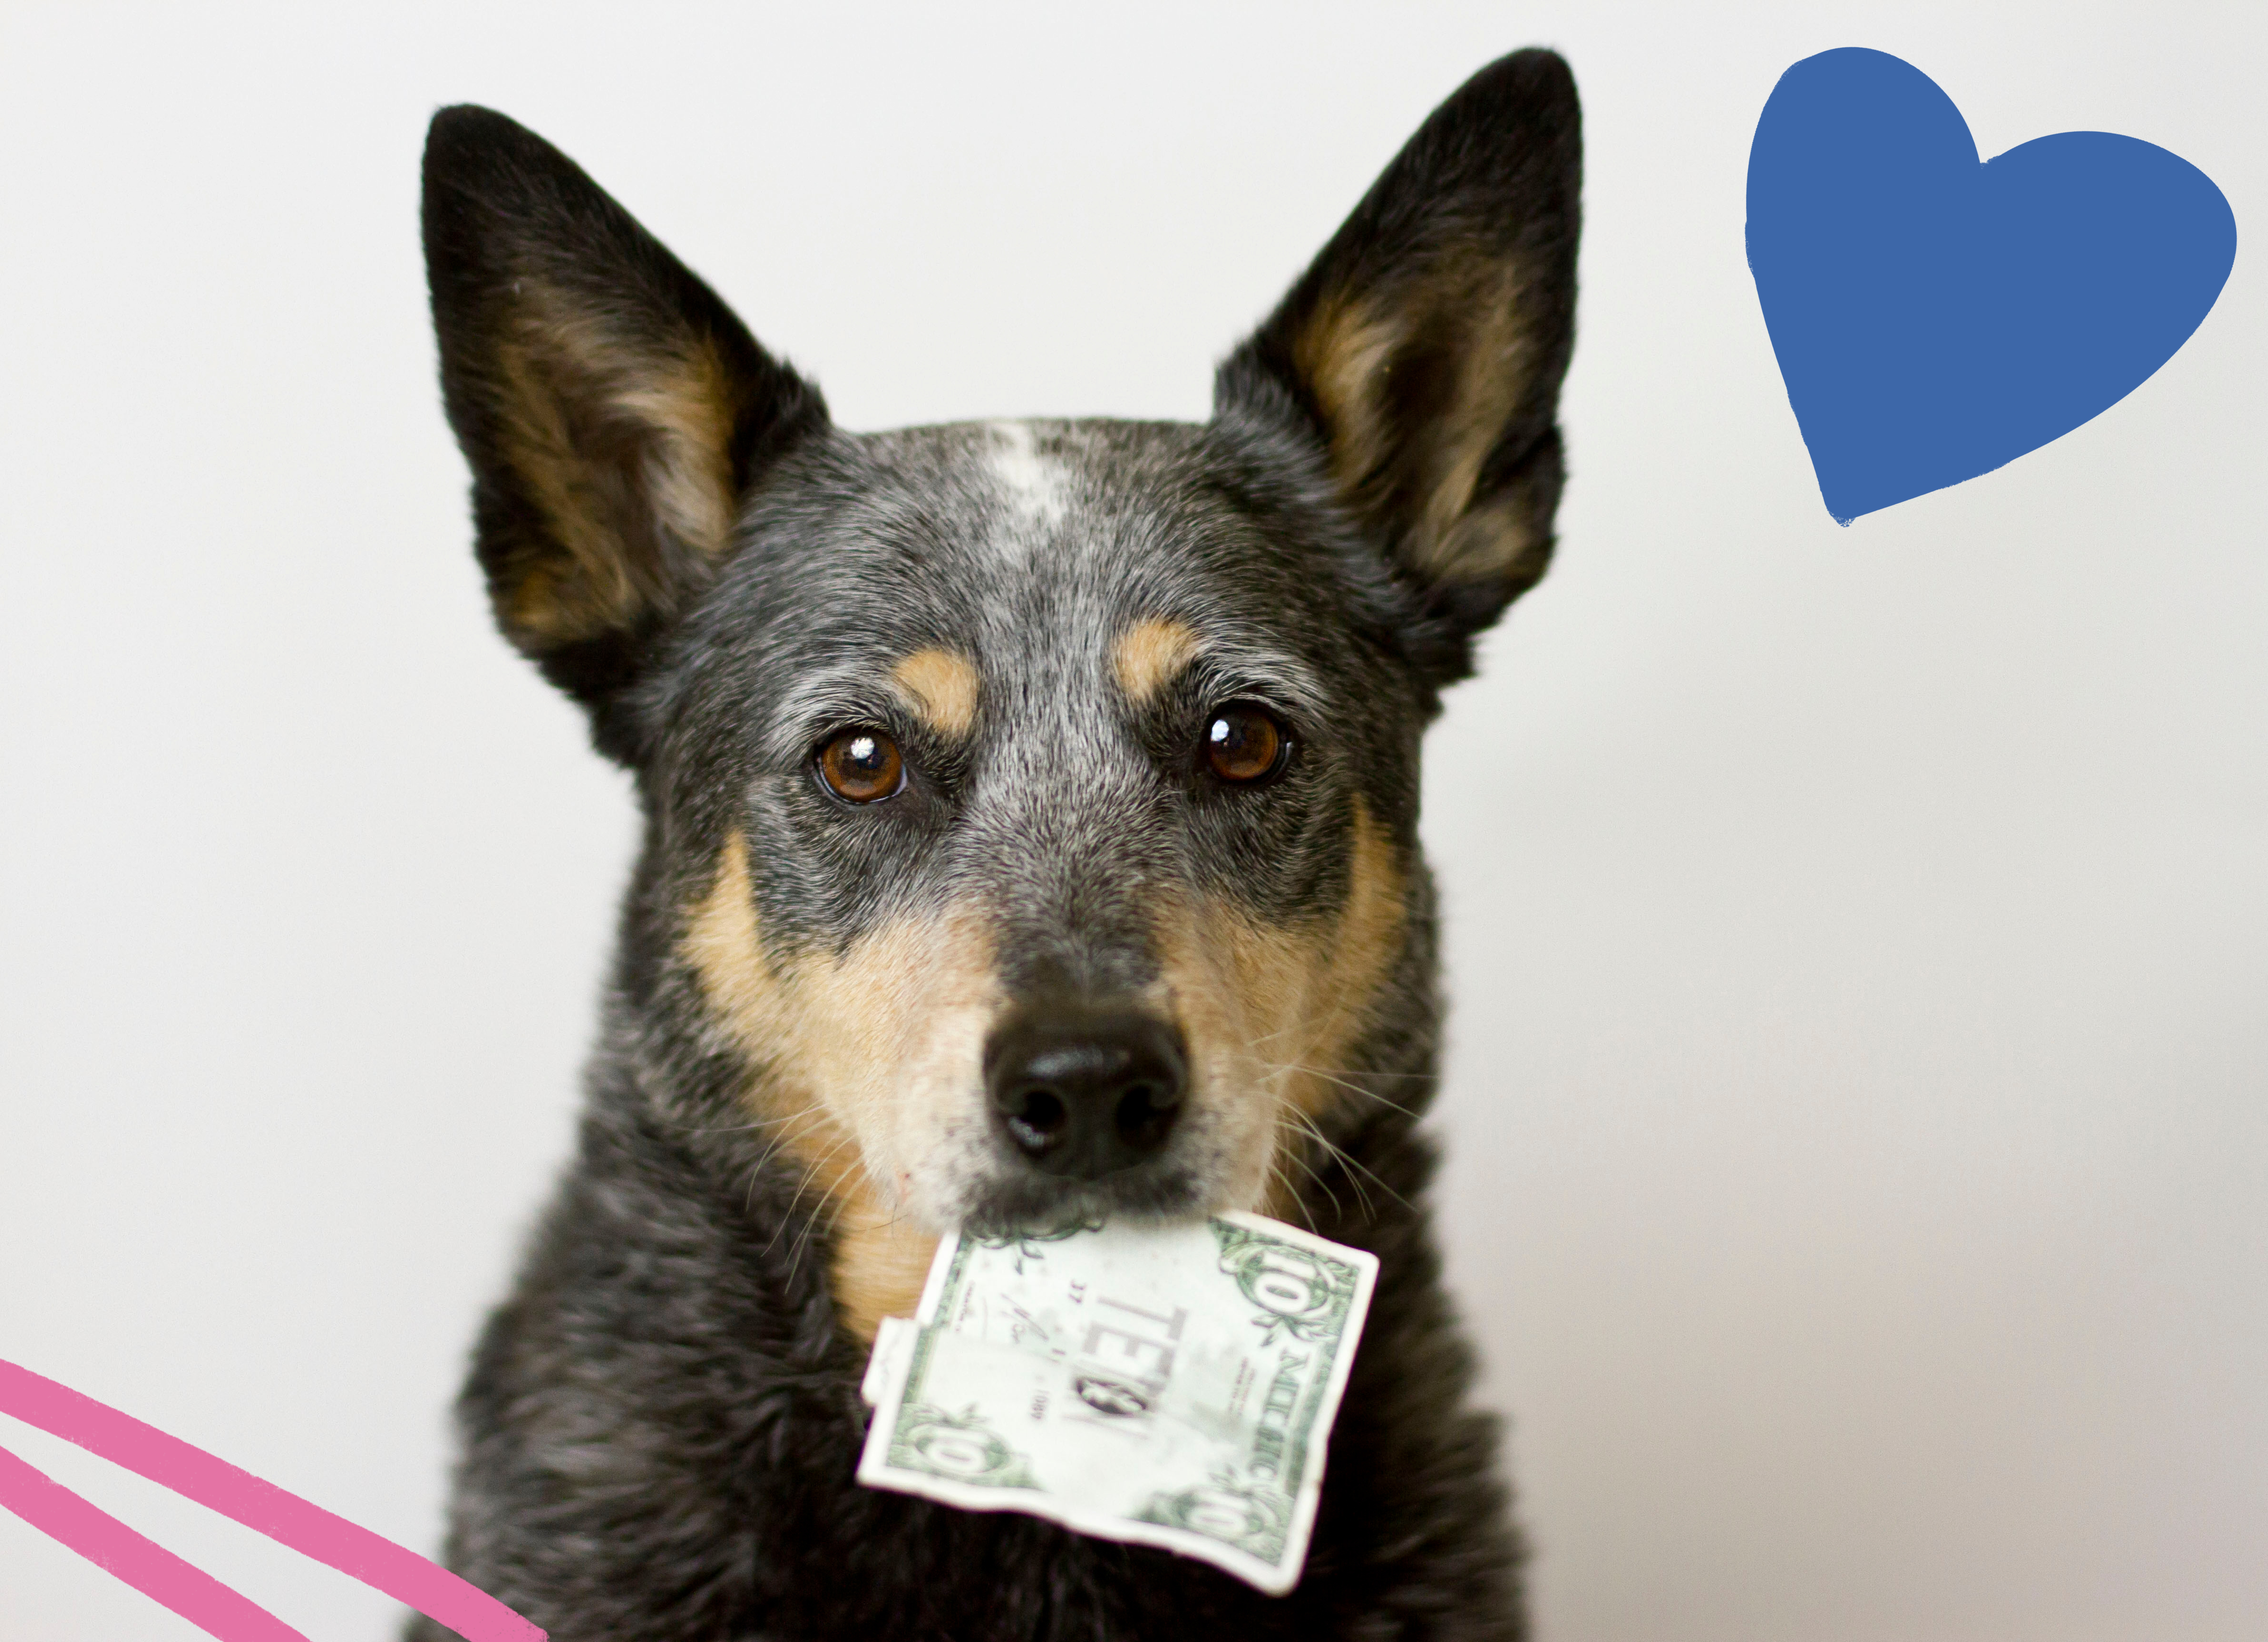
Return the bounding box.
[1114,1082,1178,1150]
[985,1007,1187,1181]
[1004,1087,1070,1154]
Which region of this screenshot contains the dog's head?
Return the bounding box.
[421,54,1578,1311]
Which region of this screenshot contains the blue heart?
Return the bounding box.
[1746,48,2237,524]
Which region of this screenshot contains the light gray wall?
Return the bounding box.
[2,4,2260,1638]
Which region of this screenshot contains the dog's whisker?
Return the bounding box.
[1281,1127,1348,1225]
[733,1102,841,1189]
[764,1137,840,1260]
[1281,1099,1413,1220]
[1261,1059,1439,1087]
[776,1131,862,1280]
[789,1169,856,1288]
[1254,1059,1429,1120]
[1281,1109,1369,1223]
[1318,1134,1413,1217]
[1279,1064,1438,1082]
[1266,1150,1322,1235]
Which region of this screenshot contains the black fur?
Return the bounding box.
[409,49,1579,1642]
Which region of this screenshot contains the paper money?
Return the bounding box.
[855,1213,1377,1593]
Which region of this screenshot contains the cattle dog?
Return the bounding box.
[409,47,1580,1642]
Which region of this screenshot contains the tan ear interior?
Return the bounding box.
[489,288,744,648]
[1290,255,1545,590]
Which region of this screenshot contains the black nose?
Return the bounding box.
[985,1007,1187,1179]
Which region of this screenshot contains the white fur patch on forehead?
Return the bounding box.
[986,419,1068,527]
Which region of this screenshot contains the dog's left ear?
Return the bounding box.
[1215,50,1580,683]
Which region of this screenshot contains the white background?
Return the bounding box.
[2,4,2261,1639]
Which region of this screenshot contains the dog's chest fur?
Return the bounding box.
[418,960,1518,1639]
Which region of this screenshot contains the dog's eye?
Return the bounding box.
[816,728,906,803]
[1202,703,1290,785]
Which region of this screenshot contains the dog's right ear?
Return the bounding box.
[422,107,826,747]
[1214,50,1580,688]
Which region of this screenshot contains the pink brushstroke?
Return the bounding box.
[0,1358,543,1642]
[0,1442,306,1642]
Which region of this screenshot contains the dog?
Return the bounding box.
[408,46,1579,1642]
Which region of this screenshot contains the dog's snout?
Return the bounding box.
[985,1008,1186,1179]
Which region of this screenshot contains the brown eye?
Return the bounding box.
[816,728,905,803]
[1203,703,1289,785]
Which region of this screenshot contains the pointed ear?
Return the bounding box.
[421,106,827,730]
[1215,50,1580,681]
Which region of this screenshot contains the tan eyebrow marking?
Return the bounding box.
[1111,618,1203,707]
[889,648,980,737]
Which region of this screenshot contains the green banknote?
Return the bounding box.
[855,1213,1378,1593]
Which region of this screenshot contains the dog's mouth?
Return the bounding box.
[958,1162,1212,1241]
